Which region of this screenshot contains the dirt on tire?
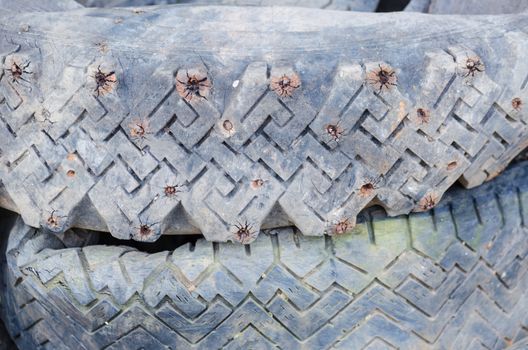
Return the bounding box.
[0,6,527,243]
[1,161,527,349]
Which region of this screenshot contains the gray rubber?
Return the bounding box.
[0,6,527,242]
[0,321,14,350]
[510,338,528,350]
[0,0,82,13]
[405,0,528,14]
[1,161,527,349]
[517,148,528,163]
[76,0,380,11]
[427,0,528,14]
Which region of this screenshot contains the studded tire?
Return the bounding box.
[1,6,528,242]
[0,162,527,349]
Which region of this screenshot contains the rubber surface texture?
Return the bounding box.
[1,162,528,349]
[405,0,528,15]
[0,6,527,242]
[0,0,82,13]
[0,321,14,350]
[76,0,380,11]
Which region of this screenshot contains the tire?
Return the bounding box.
[0,6,527,242]
[1,162,527,349]
[510,338,528,350]
[76,0,380,11]
[0,321,14,350]
[0,0,82,13]
[405,0,528,15]
[517,148,528,162]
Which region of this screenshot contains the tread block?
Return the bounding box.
[3,176,528,349]
[1,16,527,241]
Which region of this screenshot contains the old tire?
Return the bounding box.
[1,162,527,349]
[0,321,14,350]
[76,0,381,11]
[405,0,528,15]
[1,6,528,243]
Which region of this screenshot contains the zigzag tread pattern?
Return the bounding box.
[0,16,527,242]
[1,163,528,349]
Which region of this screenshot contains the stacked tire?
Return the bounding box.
[1,162,528,349]
[0,0,527,349]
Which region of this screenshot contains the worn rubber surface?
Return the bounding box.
[0,7,527,242]
[0,0,83,13]
[77,0,380,11]
[510,337,528,350]
[0,328,14,350]
[405,0,528,15]
[0,321,14,350]
[517,148,528,163]
[1,162,527,349]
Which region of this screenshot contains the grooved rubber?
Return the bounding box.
[1,162,527,349]
[0,7,527,241]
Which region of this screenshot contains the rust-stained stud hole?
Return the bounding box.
[251,178,265,189]
[359,183,375,197]
[270,73,301,98]
[366,64,397,93]
[333,218,353,235]
[357,176,381,196]
[138,224,153,237]
[66,169,76,177]
[164,184,181,198]
[325,123,344,142]
[176,71,211,102]
[461,56,485,77]
[419,194,437,211]
[129,118,150,140]
[512,97,523,111]
[447,161,458,170]
[134,219,156,240]
[47,210,61,228]
[233,221,256,244]
[223,120,233,131]
[93,65,117,97]
[5,60,32,84]
[416,108,430,124]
